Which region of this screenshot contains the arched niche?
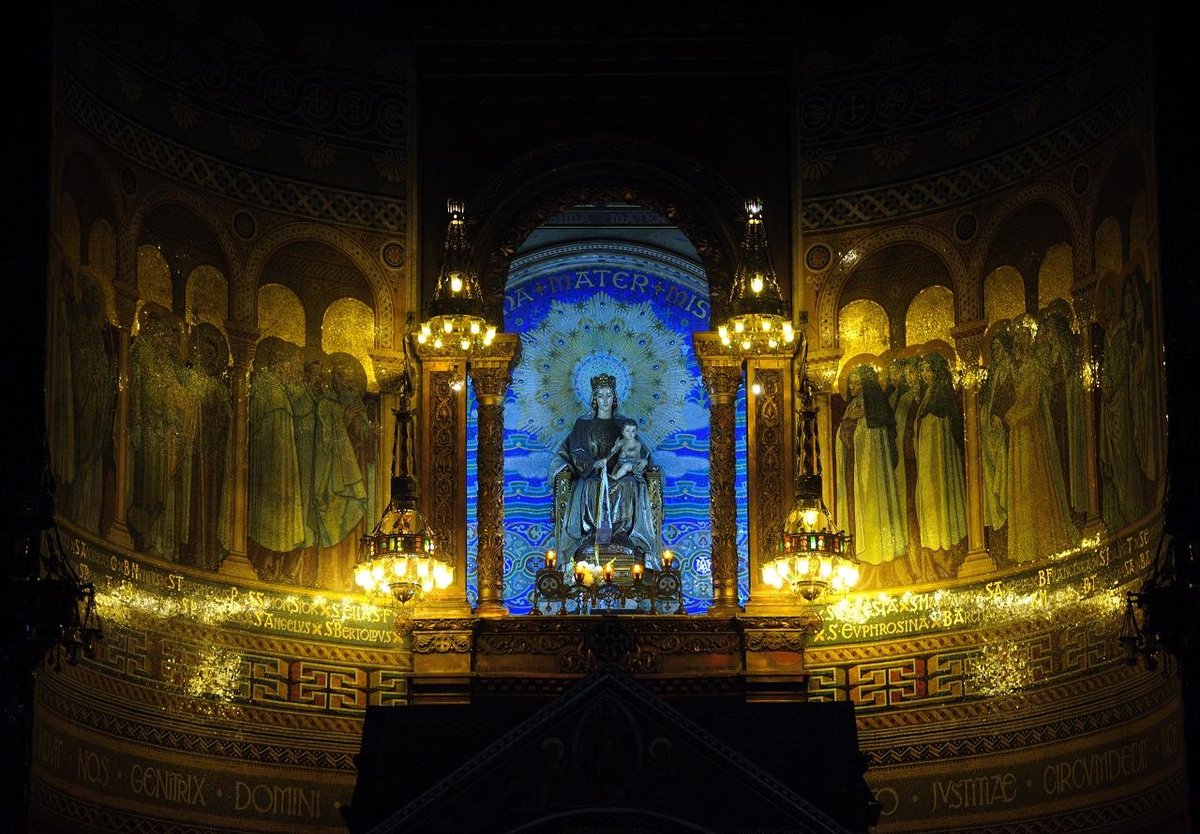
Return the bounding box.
[259,240,375,351]
[984,266,1026,324]
[1037,243,1074,311]
[186,265,230,331]
[138,203,230,318]
[257,283,306,347]
[905,285,955,346]
[465,141,743,325]
[137,244,173,312]
[838,299,890,371]
[322,298,378,392]
[1092,144,1146,267]
[87,218,118,324]
[838,242,952,348]
[979,201,1072,317]
[61,150,118,270]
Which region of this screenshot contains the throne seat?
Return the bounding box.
[552,465,664,572]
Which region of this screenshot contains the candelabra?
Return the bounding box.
[531,549,683,615]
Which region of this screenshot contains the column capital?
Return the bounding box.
[951,319,989,367]
[225,324,261,368]
[701,364,743,405]
[469,364,514,406]
[804,348,842,393]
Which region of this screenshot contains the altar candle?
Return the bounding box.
[632,563,644,581]
[545,549,557,569]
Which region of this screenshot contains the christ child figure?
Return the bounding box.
[609,419,644,479]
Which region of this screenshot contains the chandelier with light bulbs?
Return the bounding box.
[353,354,454,604]
[416,199,497,353]
[761,356,860,602]
[718,197,797,354]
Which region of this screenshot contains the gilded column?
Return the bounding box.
[952,320,994,578]
[218,324,258,580]
[744,345,797,614]
[412,342,468,616]
[696,334,744,616]
[1072,277,1105,536]
[105,283,139,549]
[469,334,520,618]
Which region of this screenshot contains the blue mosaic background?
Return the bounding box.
[465,243,749,613]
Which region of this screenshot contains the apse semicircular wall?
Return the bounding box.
[31,2,1187,832]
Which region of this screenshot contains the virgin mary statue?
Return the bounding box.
[553,373,659,567]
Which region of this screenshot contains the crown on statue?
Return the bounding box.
[590,373,617,393]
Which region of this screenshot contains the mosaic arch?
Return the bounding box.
[463,241,750,613]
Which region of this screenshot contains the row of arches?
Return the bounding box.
[55,146,397,357]
[817,143,1155,353]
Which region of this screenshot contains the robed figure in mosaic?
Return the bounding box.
[128,310,196,561]
[64,276,118,534]
[248,337,306,580]
[1099,282,1148,531]
[837,364,909,586]
[311,352,370,591]
[913,352,968,577]
[178,323,232,570]
[554,374,659,567]
[1005,315,1078,562]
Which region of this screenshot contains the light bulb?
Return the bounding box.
[433,337,443,349]
[762,563,779,588]
[470,320,481,335]
[355,567,371,589]
[420,322,432,336]
[485,325,496,343]
[443,319,454,333]
[845,564,860,588]
[718,325,728,340]
[782,322,794,342]
[751,382,762,395]
[371,565,384,581]
[741,339,751,351]
[761,318,772,331]
[460,338,470,350]
[750,275,764,294]
[450,275,463,293]
[734,320,745,334]
[803,508,819,528]
[417,332,428,344]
